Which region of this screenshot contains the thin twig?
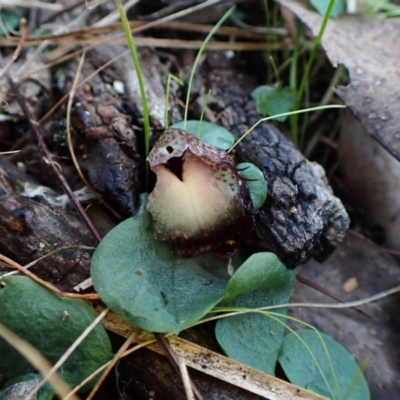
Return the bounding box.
[179,358,195,400]
[0,253,100,300]
[86,329,141,400]
[5,73,102,243]
[0,0,62,10]
[196,284,400,326]
[63,339,156,400]
[0,18,27,80]
[0,150,21,154]
[65,51,122,218]
[296,274,373,320]
[0,245,95,279]
[155,333,204,400]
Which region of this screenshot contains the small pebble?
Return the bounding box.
[343,277,358,293]
[113,80,125,94]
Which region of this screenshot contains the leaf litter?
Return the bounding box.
[2,1,400,398]
[278,0,400,160]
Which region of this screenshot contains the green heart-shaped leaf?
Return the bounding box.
[278,329,370,400]
[91,195,231,333]
[0,276,112,391]
[216,253,295,375]
[251,85,296,122]
[171,120,235,150]
[236,162,267,210]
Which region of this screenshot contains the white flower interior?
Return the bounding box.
[148,152,240,240]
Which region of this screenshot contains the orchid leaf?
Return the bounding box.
[91,194,231,334]
[236,162,267,210]
[171,120,235,150]
[0,276,112,391]
[216,253,295,375]
[279,329,370,400]
[251,85,296,122]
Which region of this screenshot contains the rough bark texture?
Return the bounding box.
[199,52,350,268]
[61,53,144,217]
[0,157,94,288]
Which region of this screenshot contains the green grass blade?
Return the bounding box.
[265,312,337,399]
[183,6,235,129]
[197,89,211,137]
[164,74,184,129]
[116,0,150,175]
[228,104,346,152]
[291,0,336,144]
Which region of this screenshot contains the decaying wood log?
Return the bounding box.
[61,53,144,217]
[199,52,350,268]
[0,156,94,288]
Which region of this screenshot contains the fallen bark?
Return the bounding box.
[0,156,94,288]
[61,53,144,217]
[199,52,350,267]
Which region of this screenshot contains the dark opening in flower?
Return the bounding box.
[147,128,255,257]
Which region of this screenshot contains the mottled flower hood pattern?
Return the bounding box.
[147,128,255,257]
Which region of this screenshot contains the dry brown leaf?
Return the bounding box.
[339,111,400,250]
[277,0,400,161]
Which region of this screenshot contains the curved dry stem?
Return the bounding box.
[62,339,156,400]
[0,253,100,300]
[0,245,95,279]
[86,329,141,400]
[192,284,400,326]
[0,18,27,80]
[65,50,122,219]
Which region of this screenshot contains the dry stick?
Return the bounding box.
[296,274,373,320]
[0,322,78,400]
[0,253,100,300]
[0,245,95,278]
[27,308,109,399]
[10,0,242,129]
[65,51,123,219]
[86,329,141,400]
[155,333,204,400]
[13,0,229,104]
[1,0,63,10]
[0,150,20,154]
[1,0,223,49]
[179,358,195,400]
[0,21,269,45]
[4,36,280,51]
[19,0,227,77]
[0,18,27,80]
[6,74,102,243]
[63,339,156,400]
